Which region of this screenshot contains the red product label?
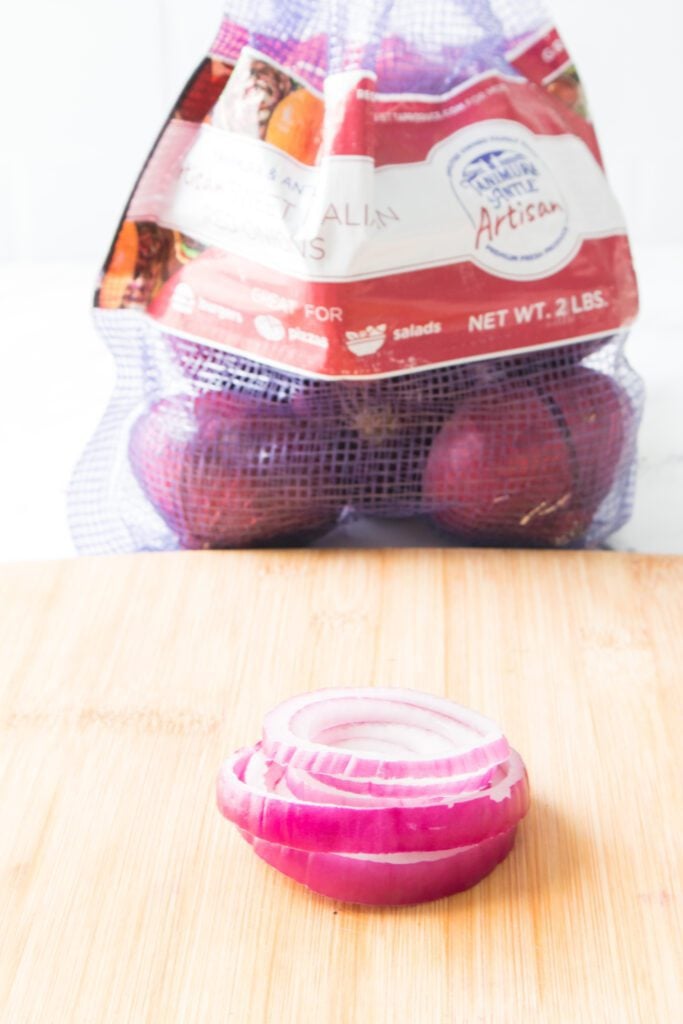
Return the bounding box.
[98,31,637,379]
[148,236,637,379]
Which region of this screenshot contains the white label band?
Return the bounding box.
[160,116,626,284]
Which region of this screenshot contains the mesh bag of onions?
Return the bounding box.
[69,0,644,553]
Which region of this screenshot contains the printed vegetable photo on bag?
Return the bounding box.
[69,0,643,553]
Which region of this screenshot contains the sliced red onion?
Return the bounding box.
[240,826,518,905]
[261,688,510,780]
[217,744,529,853]
[217,689,530,904]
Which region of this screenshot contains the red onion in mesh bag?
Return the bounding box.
[423,366,631,547]
[129,391,338,549]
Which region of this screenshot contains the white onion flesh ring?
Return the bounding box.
[261,689,510,780]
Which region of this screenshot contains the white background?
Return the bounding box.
[1,0,682,558]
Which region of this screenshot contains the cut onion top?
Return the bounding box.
[217,744,529,853]
[261,688,510,779]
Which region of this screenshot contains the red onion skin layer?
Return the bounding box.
[261,688,510,780]
[240,826,518,906]
[217,746,530,854]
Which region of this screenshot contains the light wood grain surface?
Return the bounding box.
[0,550,681,1024]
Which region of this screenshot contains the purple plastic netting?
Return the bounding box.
[69,323,643,552]
[213,0,547,91]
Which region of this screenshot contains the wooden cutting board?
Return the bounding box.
[0,550,681,1023]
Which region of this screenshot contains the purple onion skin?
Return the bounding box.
[242,826,518,906]
[217,747,529,854]
[129,391,338,549]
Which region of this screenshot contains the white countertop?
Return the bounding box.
[1,246,681,561]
